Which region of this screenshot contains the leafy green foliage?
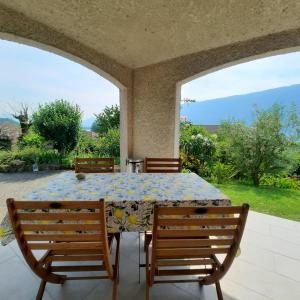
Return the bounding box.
[18,128,45,149]
[32,100,82,154]
[260,174,299,190]
[0,137,12,150]
[0,147,63,171]
[217,104,297,186]
[98,128,120,158]
[92,105,120,135]
[180,122,216,176]
[211,162,235,184]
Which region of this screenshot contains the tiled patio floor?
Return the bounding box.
[1,211,300,300]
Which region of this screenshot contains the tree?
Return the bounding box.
[98,128,120,158]
[92,105,120,135]
[218,104,298,186]
[32,100,81,154]
[11,103,32,137]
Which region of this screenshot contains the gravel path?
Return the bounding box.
[0,171,65,220]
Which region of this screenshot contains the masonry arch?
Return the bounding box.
[174,46,300,156]
[0,33,129,170]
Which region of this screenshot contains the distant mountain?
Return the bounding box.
[0,117,19,127]
[181,84,300,125]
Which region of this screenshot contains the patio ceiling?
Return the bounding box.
[1,0,300,68]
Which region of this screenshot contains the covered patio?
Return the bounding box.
[0,1,300,299]
[1,1,300,169]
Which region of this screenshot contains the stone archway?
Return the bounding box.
[0,33,131,170]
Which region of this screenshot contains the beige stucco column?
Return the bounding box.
[131,66,179,159]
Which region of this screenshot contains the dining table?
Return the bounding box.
[0,171,230,246]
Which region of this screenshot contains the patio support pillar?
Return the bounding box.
[131,67,179,159]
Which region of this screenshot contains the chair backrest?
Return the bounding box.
[144,157,181,173]
[6,198,113,283]
[150,204,249,285]
[75,157,114,173]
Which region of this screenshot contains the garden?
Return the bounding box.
[0,99,299,221]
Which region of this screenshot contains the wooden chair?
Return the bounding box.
[145,204,249,300]
[7,198,120,300]
[144,158,182,173]
[75,157,114,173]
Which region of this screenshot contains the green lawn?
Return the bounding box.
[216,182,300,222]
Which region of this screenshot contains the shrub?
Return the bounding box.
[76,130,100,154]
[260,174,299,190]
[32,99,82,154]
[211,162,235,184]
[180,123,216,176]
[217,104,298,186]
[0,147,63,172]
[98,128,120,158]
[18,129,45,149]
[0,136,12,150]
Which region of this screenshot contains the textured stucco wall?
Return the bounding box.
[2,3,300,162]
[131,28,300,158]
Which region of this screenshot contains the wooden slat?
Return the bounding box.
[146,163,180,167]
[157,206,242,215]
[157,229,236,238]
[25,234,104,242]
[145,157,181,173]
[28,242,103,250]
[77,169,113,173]
[157,218,240,226]
[155,268,213,276]
[156,247,230,258]
[47,255,104,262]
[51,249,104,255]
[76,164,113,168]
[14,201,101,210]
[146,158,181,162]
[50,265,105,272]
[146,170,180,173]
[157,238,233,248]
[18,213,101,221]
[76,157,114,162]
[21,223,102,231]
[156,258,215,266]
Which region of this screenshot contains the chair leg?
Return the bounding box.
[36,280,46,300]
[112,232,121,300]
[112,278,117,300]
[146,281,150,300]
[215,281,223,300]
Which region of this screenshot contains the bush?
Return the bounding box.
[211,162,235,184]
[0,137,12,150]
[32,99,82,154]
[180,123,216,176]
[76,130,100,154]
[260,174,299,190]
[18,129,45,149]
[0,147,63,172]
[98,128,120,158]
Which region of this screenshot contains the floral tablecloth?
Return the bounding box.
[0,172,230,245]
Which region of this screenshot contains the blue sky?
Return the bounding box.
[182,51,300,101]
[1,39,300,119]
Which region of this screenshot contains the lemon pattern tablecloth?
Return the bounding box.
[0,172,230,246]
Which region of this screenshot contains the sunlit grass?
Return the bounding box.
[216,182,300,222]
